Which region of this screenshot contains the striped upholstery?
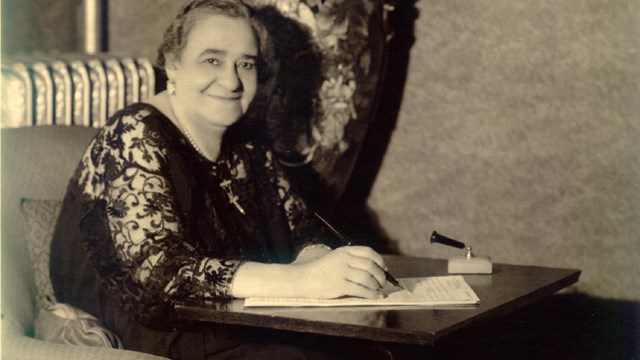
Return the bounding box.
[1,53,155,128]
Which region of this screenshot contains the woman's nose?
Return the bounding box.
[217,65,242,92]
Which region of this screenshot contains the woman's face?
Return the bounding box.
[167,13,258,129]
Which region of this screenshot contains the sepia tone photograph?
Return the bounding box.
[1,0,638,358]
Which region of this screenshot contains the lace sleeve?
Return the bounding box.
[263,150,333,254]
[81,111,242,312]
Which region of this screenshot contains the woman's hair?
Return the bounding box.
[156,0,272,83]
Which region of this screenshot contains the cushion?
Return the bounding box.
[34,301,124,349]
[20,198,61,307]
[21,197,123,348]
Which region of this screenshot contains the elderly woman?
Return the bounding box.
[50,0,389,358]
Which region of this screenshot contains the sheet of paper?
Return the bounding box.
[244,275,480,307]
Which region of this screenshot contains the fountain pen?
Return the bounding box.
[313,212,404,289]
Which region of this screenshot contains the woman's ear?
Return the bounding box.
[165,53,179,81]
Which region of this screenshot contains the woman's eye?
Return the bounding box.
[238,61,256,70]
[205,58,220,65]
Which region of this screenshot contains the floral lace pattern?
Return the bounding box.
[247,0,381,175]
[69,103,322,324]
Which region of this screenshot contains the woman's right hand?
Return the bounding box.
[290,246,388,300]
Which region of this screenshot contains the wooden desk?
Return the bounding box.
[175,256,580,346]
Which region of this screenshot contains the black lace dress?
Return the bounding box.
[50,103,334,359]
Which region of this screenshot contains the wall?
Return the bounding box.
[1,0,82,54]
[367,0,640,301]
[108,0,183,61]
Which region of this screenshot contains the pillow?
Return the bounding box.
[34,301,124,348]
[20,198,61,306]
[21,197,123,348]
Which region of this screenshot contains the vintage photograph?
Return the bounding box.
[1,0,638,358]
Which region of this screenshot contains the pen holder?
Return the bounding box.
[448,247,493,274]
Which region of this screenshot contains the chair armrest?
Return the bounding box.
[2,318,169,360]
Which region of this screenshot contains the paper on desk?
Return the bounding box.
[244,275,480,307]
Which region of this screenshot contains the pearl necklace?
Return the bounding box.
[167,99,246,215]
[170,110,208,159]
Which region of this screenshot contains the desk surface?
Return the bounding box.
[175,256,580,346]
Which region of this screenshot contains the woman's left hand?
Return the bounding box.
[230,246,388,299]
[288,246,388,300]
[291,244,333,265]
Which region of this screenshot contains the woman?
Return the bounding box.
[50,0,389,358]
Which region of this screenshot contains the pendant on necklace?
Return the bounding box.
[229,195,246,215]
[220,179,246,215]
